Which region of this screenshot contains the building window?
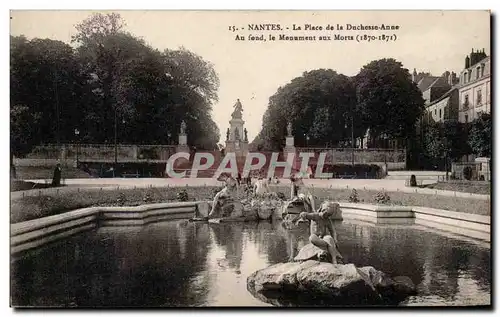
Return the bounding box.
[463,95,469,108]
[434,109,437,115]
[465,114,469,123]
[463,73,467,84]
[477,89,482,106]
[477,66,481,79]
[481,64,485,77]
[439,109,442,118]
[468,71,471,82]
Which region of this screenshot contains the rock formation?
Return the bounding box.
[247,259,417,306]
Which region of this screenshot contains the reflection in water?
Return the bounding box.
[11,220,491,307]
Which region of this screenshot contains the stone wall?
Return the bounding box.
[295,148,406,164]
[26,144,178,162]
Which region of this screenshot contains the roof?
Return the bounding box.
[426,87,458,107]
[417,76,439,91]
[418,76,450,92]
[468,56,490,70]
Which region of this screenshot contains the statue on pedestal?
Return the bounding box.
[287,121,293,136]
[180,120,187,134]
[232,99,243,119]
[244,128,248,142]
[226,128,230,140]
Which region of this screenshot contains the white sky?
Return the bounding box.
[10,10,490,142]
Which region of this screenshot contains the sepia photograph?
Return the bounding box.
[9,9,492,308]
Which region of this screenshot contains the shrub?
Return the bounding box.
[409,175,417,187]
[116,192,127,206]
[320,164,382,179]
[143,191,153,203]
[463,166,473,180]
[373,191,391,204]
[277,192,286,200]
[212,186,224,196]
[177,189,189,202]
[348,188,360,203]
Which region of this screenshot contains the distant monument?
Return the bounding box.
[232,99,243,119]
[180,120,187,135]
[225,98,249,157]
[176,120,189,153]
[284,121,296,159]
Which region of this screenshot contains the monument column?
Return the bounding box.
[225,99,249,157]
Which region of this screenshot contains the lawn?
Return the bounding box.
[10,184,490,224]
[421,181,491,195]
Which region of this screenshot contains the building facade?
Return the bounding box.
[425,88,459,123]
[457,50,490,123]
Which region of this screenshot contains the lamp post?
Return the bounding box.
[74,128,80,166]
[350,114,355,167]
[442,137,449,181]
[114,108,118,176]
[113,108,126,178]
[344,112,355,167]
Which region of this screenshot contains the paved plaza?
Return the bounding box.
[17,176,489,201]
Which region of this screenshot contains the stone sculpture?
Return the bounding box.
[295,201,343,264]
[180,120,187,134]
[232,99,243,119]
[287,121,292,136]
[208,176,243,219]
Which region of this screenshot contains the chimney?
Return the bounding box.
[412,68,417,82]
[465,55,470,69]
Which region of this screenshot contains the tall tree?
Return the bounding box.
[356,58,425,141]
[424,121,470,162]
[10,36,89,144]
[71,13,220,148]
[10,105,43,158]
[258,69,358,150]
[468,113,491,157]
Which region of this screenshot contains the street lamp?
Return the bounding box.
[114,108,118,174]
[114,106,126,178]
[304,134,310,147]
[74,128,80,166]
[443,138,449,181]
[344,112,355,167]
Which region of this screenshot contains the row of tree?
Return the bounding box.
[252,59,491,167]
[11,13,221,159]
[252,59,425,152]
[423,113,491,165]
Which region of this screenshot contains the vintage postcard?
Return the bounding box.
[9,10,491,308]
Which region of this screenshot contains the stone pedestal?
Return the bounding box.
[179,134,187,146]
[176,133,189,153]
[176,145,190,153]
[285,136,294,147]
